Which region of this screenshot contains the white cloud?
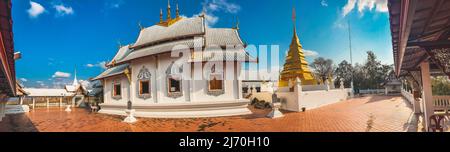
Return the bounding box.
[27,1,45,18]
[303,49,319,57]
[107,0,124,9]
[20,78,28,82]
[321,0,329,7]
[86,64,95,67]
[86,61,107,70]
[342,0,388,17]
[54,4,74,16]
[36,81,48,88]
[52,71,71,78]
[198,0,241,27]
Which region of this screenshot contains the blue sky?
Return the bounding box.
[12,0,393,88]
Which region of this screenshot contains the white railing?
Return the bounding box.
[359,89,384,94]
[402,89,415,104]
[433,96,450,112]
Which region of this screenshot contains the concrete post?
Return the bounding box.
[0,103,4,122]
[340,78,344,90]
[385,87,388,95]
[59,97,63,107]
[19,96,24,105]
[350,81,354,98]
[294,77,302,94]
[325,79,330,91]
[32,98,35,109]
[46,98,50,108]
[420,61,433,132]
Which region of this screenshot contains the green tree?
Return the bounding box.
[334,60,353,88]
[310,57,334,83]
[432,76,450,95]
[363,51,382,89]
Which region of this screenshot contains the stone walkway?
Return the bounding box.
[0,95,416,132]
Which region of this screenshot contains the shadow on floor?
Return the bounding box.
[0,113,38,132]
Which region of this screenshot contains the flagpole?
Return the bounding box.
[348,19,354,97]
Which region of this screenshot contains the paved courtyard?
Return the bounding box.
[0,95,417,132]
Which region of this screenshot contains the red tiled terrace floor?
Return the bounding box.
[0,95,416,132]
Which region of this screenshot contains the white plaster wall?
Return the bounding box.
[103,75,130,104]
[105,55,243,105]
[302,85,328,91]
[279,89,349,112]
[191,61,239,102]
[298,89,349,110]
[278,91,300,111]
[130,55,157,103]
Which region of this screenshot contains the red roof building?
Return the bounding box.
[0,0,16,97]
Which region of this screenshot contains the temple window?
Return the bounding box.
[140,81,150,94]
[207,65,225,96]
[166,62,183,98]
[112,80,122,100]
[137,66,151,99]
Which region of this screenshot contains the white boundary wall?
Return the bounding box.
[277,79,351,112]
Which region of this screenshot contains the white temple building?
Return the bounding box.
[22,70,90,109]
[93,2,256,118]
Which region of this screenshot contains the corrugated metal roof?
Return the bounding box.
[92,63,129,80]
[132,17,205,48]
[23,88,74,97]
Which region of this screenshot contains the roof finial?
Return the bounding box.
[159,8,163,23]
[167,0,172,21]
[234,16,240,30]
[117,40,122,48]
[138,21,143,30]
[176,3,180,18]
[292,7,298,37]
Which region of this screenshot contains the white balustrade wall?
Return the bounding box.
[359,89,385,94]
[276,80,351,112]
[401,89,415,105]
[433,96,450,112]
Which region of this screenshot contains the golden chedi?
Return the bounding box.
[279,9,317,87]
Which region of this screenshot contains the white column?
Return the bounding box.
[385,87,388,95]
[59,97,63,107]
[420,61,434,132]
[46,98,50,108]
[154,55,160,103]
[19,96,24,105]
[0,102,4,122]
[32,98,35,109]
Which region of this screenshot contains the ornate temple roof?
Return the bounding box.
[0,0,16,96]
[92,63,129,80]
[111,16,251,64]
[205,28,245,46]
[95,2,255,80]
[107,45,132,66]
[23,88,75,97]
[132,17,205,49]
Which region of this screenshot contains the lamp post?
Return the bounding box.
[123,67,137,123]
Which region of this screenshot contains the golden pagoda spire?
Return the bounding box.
[278,7,316,87]
[167,0,172,21]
